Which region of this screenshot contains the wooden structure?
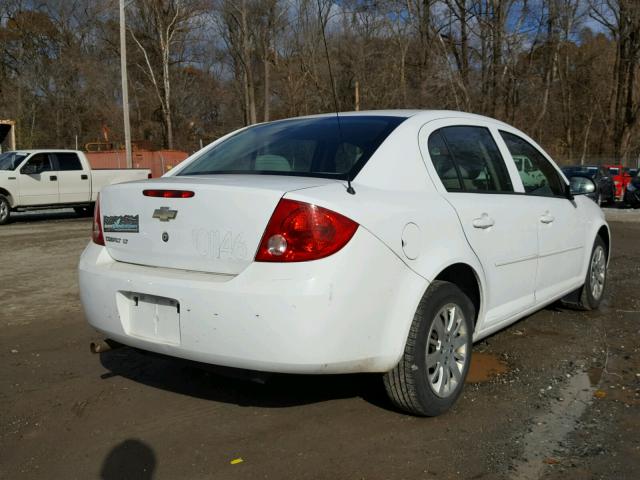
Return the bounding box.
[85,149,189,178]
[0,120,16,151]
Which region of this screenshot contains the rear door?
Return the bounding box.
[421,120,538,326]
[18,153,59,205]
[497,131,586,302]
[54,152,91,203]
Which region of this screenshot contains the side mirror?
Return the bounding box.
[569,176,596,196]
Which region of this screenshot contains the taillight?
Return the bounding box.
[255,199,358,262]
[143,189,194,198]
[92,195,104,246]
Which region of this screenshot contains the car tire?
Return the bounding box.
[565,236,608,310]
[383,280,474,416]
[74,205,94,217]
[579,236,608,309]
[0,194,11,225]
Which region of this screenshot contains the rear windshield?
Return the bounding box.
[0,151,27,170]
[177,116,406,179]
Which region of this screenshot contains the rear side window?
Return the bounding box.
[428,126,514,193]
[55,153,82,171]
[427,131,461,191]
[500,131,565,197]
[178,116,406,180]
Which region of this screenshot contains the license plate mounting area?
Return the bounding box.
[117,292,181,345]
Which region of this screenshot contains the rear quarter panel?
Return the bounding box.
[286,115,487,341]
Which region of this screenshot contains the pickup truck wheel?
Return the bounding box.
[74,206,92,217]
[0,195,11,225]
[383,280,474,416]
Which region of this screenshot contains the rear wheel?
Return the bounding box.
[74,205,94,217]
[384,281,474,416]
[0,195,11,225]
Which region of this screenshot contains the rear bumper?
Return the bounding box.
[79,228,427,374]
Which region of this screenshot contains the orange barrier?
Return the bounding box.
[85,150,189,178]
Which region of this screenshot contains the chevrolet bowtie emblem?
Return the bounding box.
[152,207,178,222]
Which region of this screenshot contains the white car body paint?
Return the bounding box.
[79,110,609,374]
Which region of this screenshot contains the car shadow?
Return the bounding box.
[99,346,393,411]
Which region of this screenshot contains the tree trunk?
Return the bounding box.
[241,2,257,125]
[162,41,173,149]
[490,0,504,117]
[263,53,270,122]
[580,110,594,165]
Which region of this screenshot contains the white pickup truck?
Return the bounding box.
[0,150,151,224]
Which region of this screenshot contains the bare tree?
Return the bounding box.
[2,0,640,164]
[128,0,205,148]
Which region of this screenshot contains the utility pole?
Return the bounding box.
[120,0,133,168]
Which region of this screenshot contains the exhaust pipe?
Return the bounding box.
[90,339,123,354]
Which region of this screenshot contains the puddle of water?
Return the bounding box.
[509,371,594,480]
[466,352,509,383]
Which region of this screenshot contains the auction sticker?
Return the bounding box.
[103,215,140,233]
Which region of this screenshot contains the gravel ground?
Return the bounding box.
[602,206,640,223]
[0,210,639,479]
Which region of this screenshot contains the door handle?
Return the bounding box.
[540,213,555,224]
[50,175,57,181]
[8,177,16,180]
[472,214,495,229]
[81,174,88,180]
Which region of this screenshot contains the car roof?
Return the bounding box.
[263,109,514,128]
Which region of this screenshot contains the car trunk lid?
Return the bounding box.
[99,175,339,274]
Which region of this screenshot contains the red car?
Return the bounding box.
[604,164,632,201]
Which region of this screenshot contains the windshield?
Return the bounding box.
[178,116,406,179]
[0,152,27,171]
[609,167,619,175]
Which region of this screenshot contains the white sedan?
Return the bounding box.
[79,110,609,416]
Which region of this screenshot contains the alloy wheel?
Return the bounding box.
[426,303,469,398]
[590,245,606,300]
[0,200,8,222]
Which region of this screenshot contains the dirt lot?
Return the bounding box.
[1,209,639,479]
